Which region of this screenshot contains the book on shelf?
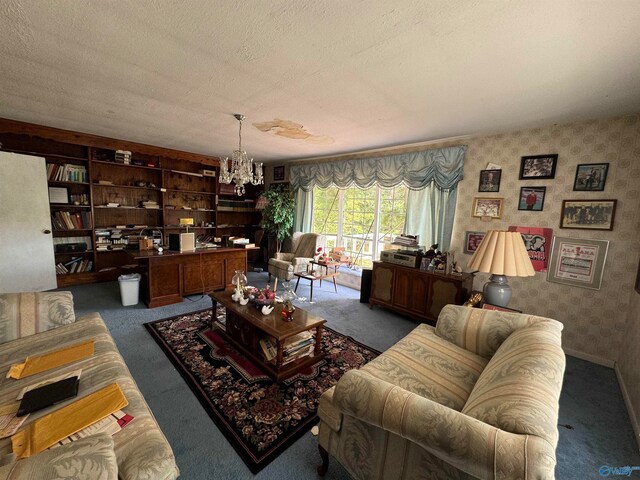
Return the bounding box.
[51,211,91,230]
[47,163,88,183]
[259,338,278,361]
[56,258,92,275]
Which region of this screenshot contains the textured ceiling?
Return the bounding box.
[1,1,640,162]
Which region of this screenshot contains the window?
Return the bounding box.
[312,185,408,267]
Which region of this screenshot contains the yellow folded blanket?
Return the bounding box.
[7,340,94,380]
[12,382,128,459]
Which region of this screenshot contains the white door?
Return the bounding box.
[0,152,57,292]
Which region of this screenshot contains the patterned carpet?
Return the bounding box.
[144,308,379,473]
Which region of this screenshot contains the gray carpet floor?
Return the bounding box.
[63,272,640,479]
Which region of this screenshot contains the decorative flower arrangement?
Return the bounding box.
[314,247,329,263]
[248,286,276,307]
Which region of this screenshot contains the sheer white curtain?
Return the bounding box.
[290,145,466,248]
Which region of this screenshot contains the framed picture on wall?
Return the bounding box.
[472,197,503,218]
[519,154,558,179]
[464,231,486,254]
[478,169,501,192]
[518,186,546,211]
[573,163,609,191]
[560,199,617,230]
[547,236,609,290]
[273,165,285,182]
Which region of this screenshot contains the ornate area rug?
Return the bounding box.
[144,308,379,473]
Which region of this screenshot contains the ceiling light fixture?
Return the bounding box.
[219,114,263,195]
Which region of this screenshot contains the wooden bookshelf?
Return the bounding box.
[0,118,264,287]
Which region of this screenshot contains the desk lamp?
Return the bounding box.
[467,230,534,307]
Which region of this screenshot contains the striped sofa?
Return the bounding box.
[318,304,566,480]
[0,292,179,479]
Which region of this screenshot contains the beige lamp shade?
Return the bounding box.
[467,230,535,277]
[179,218,194,226]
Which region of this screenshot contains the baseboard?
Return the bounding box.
[564,347,615,368]
[615,364,640,453]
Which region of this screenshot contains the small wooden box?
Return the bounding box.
[139,238,154,251]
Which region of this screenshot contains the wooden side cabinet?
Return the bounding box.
[369,261,473,323]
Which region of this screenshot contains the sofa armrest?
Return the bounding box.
[0,432,118,480]
[435,304,563,358]
[332,369,557,480]
[0,292,76,345]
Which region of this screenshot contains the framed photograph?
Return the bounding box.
[519,154,558,179]
[573,163,609,191]
[547,236,609,290]
[482,303,522,313]
[472,197,504,218]
[560,199,617,230]
[478,169,501,192]
[48,187,69,204]
[518,186,546,211]
[273,165,285,182]
[464,231,486,254]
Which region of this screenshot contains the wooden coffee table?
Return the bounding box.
[294,260,340,302]
[209,290,326,382]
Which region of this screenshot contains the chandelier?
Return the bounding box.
[219,114,263,195]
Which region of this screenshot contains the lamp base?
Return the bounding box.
[483,275,512,308]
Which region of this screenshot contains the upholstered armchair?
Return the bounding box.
[268,232,326,288]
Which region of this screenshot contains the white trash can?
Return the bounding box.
[118,273,141,306]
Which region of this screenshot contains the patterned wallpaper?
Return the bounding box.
[447,114,640,365]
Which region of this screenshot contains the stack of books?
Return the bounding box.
[56,257,93,274]
[114,150,131,164]
[392,234,419,248]
[259,332,314,364]
[140,200,160,209]
[47,164,88,183]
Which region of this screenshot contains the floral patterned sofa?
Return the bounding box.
[0,292,179,479]
[317,304,566,479]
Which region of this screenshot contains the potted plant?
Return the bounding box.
[260,184,295,253]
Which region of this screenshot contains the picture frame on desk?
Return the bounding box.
[48,187,69,204]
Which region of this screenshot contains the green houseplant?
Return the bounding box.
[260,184,295,252]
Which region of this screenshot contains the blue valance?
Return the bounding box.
[290,145,466,191]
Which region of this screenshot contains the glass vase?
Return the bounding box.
[231,270,247,291]
[281,281,296,321]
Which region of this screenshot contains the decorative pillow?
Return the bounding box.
[0,292,75,344]
[0,432,118,480]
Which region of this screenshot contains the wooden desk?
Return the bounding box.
[128,248,247,308]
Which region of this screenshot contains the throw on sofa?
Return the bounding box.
[0,292,179,479]
[318,304,566,479]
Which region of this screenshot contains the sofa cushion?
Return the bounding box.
[0,432,117,480]
[0,292,75,345]
[360,324,488,411]
[435,304,563,358]
[461,322,565,447]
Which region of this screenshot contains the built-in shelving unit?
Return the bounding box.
[0,118,264,287]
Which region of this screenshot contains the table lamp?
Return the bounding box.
[467,230,535,307]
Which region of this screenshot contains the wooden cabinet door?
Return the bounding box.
[427,277,462,320]
[393,267,430,314]
[371,263,394,304]
[225,252,248,286]
[202,255,226,291]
